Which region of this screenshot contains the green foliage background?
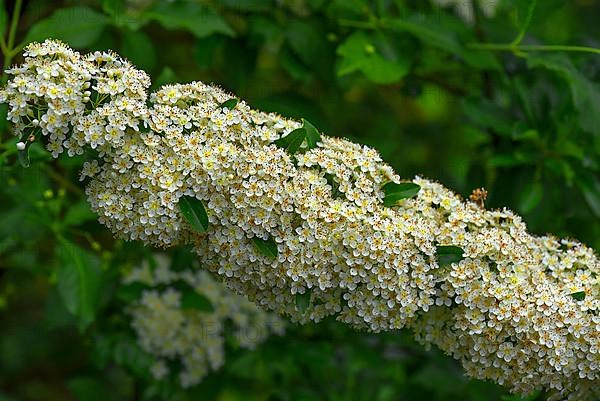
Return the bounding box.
[0,0,599,400]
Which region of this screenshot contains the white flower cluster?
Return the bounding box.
[1,40,598,400]
[124,254,284,387]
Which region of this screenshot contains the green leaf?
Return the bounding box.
[295,289,312,313]
[577,174,600,218]
[24,6,110,48]
[178,195,209,233]
[113,336,153,378]
[324,173,343,199]
[382,182,420,207]
[252,236,278,259]
[62,200,96,227]
[120,29,156,72]
[337,31,410,84]
[436,245,464,267]
[116,282,148,303]
[181,289,214,312]
[518,181,543,214]
[67,377,110,401]
[153,67,178,90]
[302,119,321,149]
[274,119,321,154]
[528,54,600,151]
[220,98,239,110]
[570,291,586,301]
[461,98,513,136]
[56,240,103,327]
[382,14,500,70]
[274,128,306,155]
[285,20,330,76]
[144,2,234,38]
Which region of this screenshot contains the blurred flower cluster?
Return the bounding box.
[124,254,284,388]
[1,40,598,400]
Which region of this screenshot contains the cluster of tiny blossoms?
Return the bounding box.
[1,41,598,400]
[124,254,284,387]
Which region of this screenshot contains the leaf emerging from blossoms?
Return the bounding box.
[302,118,321,149]
[436,245,465,266]
[274,119,321,154]
[382,182,421,206]
[180,288,215,312]
[570,291,586,301]
[252,236,278,259]
[295,289,312,313]
[219,97,239,110]
[274,128,305,154]
[178,196,209,233]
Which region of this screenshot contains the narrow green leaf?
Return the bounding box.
[436,245,465,267]
[181,289,214,312]
[519,181,543,214]
[220,98,239,110]
[252,236,278,259]
[382,182,420,207]
[324,173,343,199]
[274,128,306,155]
[302,119,321,149]
[570,291,586,301]
[295,289,311,313]
[178,195,209,233]
[56,240,103,328]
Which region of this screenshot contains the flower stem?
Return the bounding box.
[467,42,600,55]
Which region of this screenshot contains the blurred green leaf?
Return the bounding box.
[62,200,96,227]
[528,54,600,150]
[295,289,311,313]
[153,67,179,89]
[577,173,600,217]
[181,288,214,312]
[462,98,512,136]
[120,29,156,72]
[144,2,234,38]
[252,236,278,259]
[570,291,585,301]
[56,240,103,327]
[382,14,500,70]
[337,31,410,84]
[67,377,113,401]
[436,245,464,266]
[24,6,110,48]
[518,181,543,214]
[178,195,209,233]
[113,336,153,378]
